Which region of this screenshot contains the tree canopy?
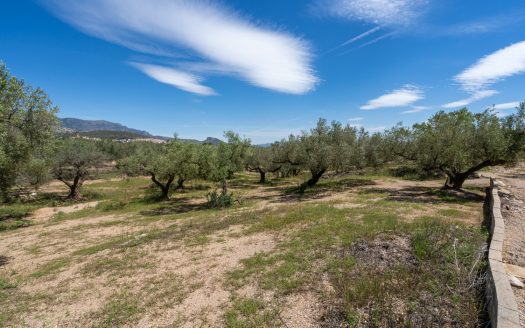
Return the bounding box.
[0,63,58,201]
[118,140,200,200]
[385,105,525,189]
[51,138,107,199]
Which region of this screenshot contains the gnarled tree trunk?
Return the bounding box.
[175,177,185,190]
[258,170,266,184]
[442,159,506,190]
[221,178,228,194]
[444,173,469,190]
[60,174,84,200]
[150,174,174,201]
[305,168,326,187]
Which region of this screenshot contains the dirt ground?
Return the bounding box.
[0,174,489,327]
[492,164,525,327]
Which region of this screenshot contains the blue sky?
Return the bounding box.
[1,0,525,143]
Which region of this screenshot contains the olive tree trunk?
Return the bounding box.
[150,174,174,201]
[258,170,266,184]
[442,159,506,190]
[175,177,185,190]
[60,175,84,200]
[305,168,326,187]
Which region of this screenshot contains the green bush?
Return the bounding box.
[206,190,235,209]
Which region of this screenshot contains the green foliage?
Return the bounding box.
[273,119,382,188]
[245,146,280,183]
[0,63,58,201]
[201,131,250,183]
[95,139,140,160]
[206,189,235,208]
[385,105,525,188]
[225,298,278,328]
[118,140,200,200]
[51,138,107,199]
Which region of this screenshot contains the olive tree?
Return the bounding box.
[274,119,359,188]
[245,146,281,183]
[0,63,58,200]
[118,141,199,201]
[51,139,107,200]
[212,131,251,193]
[388,106,525,189]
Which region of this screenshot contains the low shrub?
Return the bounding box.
[206,190,236,209]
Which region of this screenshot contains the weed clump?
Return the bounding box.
[328,221,487,327]
[207,190,236,209]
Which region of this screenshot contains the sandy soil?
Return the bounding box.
[0,175,488,327]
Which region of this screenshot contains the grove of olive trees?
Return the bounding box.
[1,62,524,202]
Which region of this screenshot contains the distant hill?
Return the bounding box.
[58,117,225,144]
[59,118,152,137]
[61,130,156,140]
[58,117,271,146]
[202,137,222,145]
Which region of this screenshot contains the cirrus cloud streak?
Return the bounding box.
[44,0,318,95]
[361,85,423,110]
[455,40,525,92]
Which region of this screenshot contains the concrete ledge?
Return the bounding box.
[487,178,521,328]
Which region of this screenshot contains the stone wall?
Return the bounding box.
[487,178,521,327]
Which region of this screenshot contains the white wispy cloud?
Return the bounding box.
[401,105,430,114]
[455,41,525,93]
[492,101,520,110]
[444,41,525,108]
[348,117,364,122]
[357,32,395,49]
[436,13,525,37]
[361,85,424,110]
[337,26,382,49]
[45,0,318,95]
[443,90,498,109]
[368,126,387,132]
[131,63,216,96]
[319,0,428,26]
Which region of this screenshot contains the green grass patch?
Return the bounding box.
[436,208,464,218]
[94,293,141,328]
[225,297,278,328]
[30,257,71,278]
[81,251,152,276]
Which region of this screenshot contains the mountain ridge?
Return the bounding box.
[59,117,223,144]
[59,118,152,136]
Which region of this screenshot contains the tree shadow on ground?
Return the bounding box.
[358,186,484,205]
[287,177,376,193]
[176,184,212,192]
[139,197,209,216]
[0,255,11,267]
[264,178,377,204]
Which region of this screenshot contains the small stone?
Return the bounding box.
[508,274,524,288]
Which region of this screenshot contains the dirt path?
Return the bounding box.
[30,201,99,222]
[492,164,525,327]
